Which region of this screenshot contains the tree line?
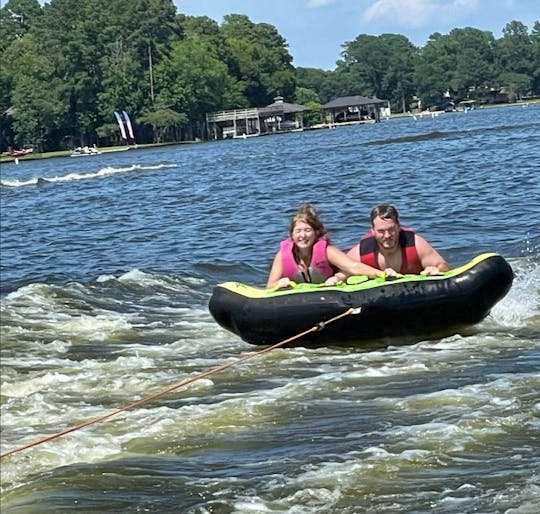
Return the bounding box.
[1,0,539,152]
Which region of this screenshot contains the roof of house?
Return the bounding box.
[264,95,307,113]
[322,95,386,109]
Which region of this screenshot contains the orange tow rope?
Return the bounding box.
[1,307,358,459]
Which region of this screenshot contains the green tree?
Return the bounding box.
[447,27,497,99]
[379,34,417,112]
[497,21,534,75]
[336,35,384,97]
[0,0,41,53]
[27,0,111,146]
[295,67,340,103]
[303,100,324,127]
[5,35,66,150]
[3,0,182,148]
[221,14,295,106]
[0,0,43,147]
[97,40,145,142]
[1,5,538,151]
[178,14,248,109]
[498,72,532,101]
[414,33,455,107]
[496,21,535,97]
[0,65,14,148]
[138,108,187,143]
[154,37,243,139]
[294,86,320,104]
[531,21,540,94]
[178,15,236,69]
[336,34,416,111]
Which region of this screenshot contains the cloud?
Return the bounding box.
[307,0,337,7]
[363,0,479,27]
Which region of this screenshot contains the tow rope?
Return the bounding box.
[1,307,360,459]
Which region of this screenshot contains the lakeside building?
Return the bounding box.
[206,94,388,140]
[320,95,387,124]
[206,96,307,140]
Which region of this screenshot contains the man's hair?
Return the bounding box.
[370,204,400,226]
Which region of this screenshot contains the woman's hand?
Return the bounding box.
[276,277,292,289]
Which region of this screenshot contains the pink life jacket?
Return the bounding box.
[359,228,422,274]
[280,238,335,283]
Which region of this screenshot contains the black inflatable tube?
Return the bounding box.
[208,253,513,347]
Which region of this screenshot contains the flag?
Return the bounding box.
[122,111,135,141]
[114,111,127,140]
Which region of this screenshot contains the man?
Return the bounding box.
[346,204,450,276]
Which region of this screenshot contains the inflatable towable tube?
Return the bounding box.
[208,253,513,346]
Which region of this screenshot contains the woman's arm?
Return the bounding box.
[266,252,291,288]
[327,245,385,279]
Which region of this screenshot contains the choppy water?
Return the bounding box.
[1,106,539,513]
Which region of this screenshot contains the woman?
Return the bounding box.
[266,204,383,288]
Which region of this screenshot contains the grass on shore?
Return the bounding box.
[0,141,198,164]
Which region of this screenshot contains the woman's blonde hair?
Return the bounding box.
[289,203,330,242]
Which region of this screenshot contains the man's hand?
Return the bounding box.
[421,266,442,276]
[383,267,398,279]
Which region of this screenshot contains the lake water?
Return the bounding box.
[1,106,539,513]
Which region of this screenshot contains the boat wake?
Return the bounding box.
[365,130,450,146]
[0,163,178,188]
[365,116,540,147]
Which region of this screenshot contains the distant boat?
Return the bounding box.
[459,100,477,112]
[8,147,33,157]
[71,146,101,157]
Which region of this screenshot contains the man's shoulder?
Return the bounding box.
[412,233,436,254]
[346,244,360,260]
[399,229,416,246]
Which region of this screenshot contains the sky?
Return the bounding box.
[176,0,539,70]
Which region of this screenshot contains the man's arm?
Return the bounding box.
[415,234,450,275]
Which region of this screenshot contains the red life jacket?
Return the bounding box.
[280,238,335,283]
[359,228,422,274]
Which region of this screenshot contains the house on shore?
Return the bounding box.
[206,96,307,140]
[205,94,389,140]
[321,95,388,125]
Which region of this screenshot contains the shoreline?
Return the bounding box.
[0,140,201,165]
[1,100,537,165]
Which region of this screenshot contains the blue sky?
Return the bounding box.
[176,0,539,70]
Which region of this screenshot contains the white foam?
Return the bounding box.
[1,177,40,187]
[492,259,539,325]
[55,314,132,340]
[1,163,178,188]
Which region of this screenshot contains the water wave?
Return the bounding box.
[364,116,540,146]
[1,107,538,512]
[365,130,451,145]
[0,163,178,188]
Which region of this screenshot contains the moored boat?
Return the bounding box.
[70,145,101,157]
[208,253,513,347]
